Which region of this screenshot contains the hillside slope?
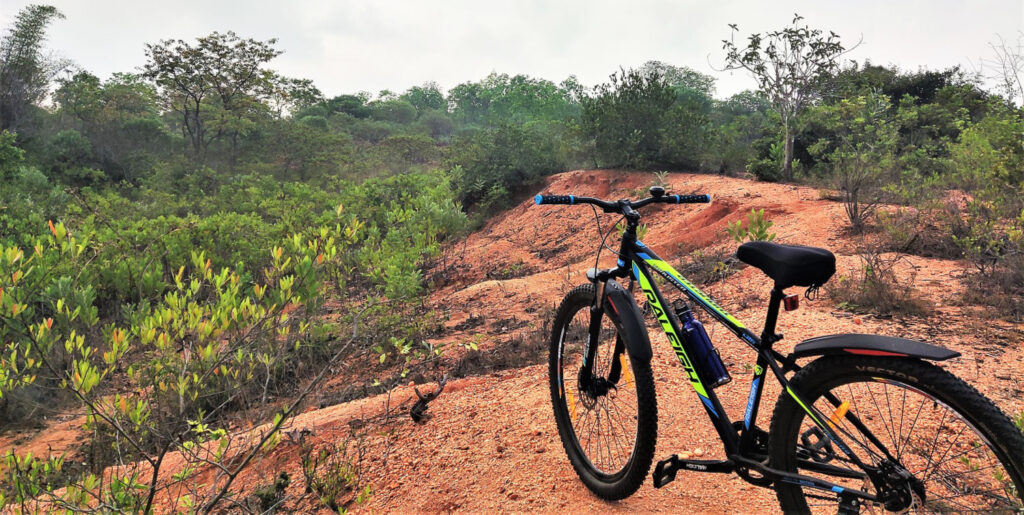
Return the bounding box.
[245,170,1023,513]
[6,170,1022,513]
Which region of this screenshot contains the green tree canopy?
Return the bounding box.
[0,4,68,132]
[143,31,285,164]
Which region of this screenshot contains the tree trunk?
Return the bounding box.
[782,120,795,181]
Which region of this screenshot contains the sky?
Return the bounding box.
[2,0,1022,100]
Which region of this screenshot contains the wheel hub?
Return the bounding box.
[577,368,616,408]
[875,461,926,512]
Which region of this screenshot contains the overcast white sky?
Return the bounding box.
[2,0,1022,99]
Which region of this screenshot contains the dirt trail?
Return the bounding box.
[354,170,1024,513]
[5,170,1024,513]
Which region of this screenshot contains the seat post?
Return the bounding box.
[760,286,785,345]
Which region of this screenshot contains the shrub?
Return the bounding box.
[677,249,738,286]
[746,135,784,182]
[943,108,1024,320]
[0,168,467,510]
[0,215,360,510]
[826,246,930,317]
[300,433,370,511]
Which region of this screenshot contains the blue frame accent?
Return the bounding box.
[743,375,762,429]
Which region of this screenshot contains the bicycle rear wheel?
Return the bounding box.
[548,283,657,500]
[769,356,1024,513]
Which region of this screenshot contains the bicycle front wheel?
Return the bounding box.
[548,283,657,500]
[769,356,1024,513]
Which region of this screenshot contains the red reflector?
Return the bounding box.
[783,294,799,311]
[844,349,908,357]
[607,298,619,315]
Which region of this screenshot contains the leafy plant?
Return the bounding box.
[0,214,370,511]
[300,435,368,512]
[726,209,777,242]
[616,220,649,240]
[651,170,670,189]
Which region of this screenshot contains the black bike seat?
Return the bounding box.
[736,241,835,289]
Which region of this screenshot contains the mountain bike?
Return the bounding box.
[537,187,1024,513]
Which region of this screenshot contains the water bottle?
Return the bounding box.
[674,303,731,388]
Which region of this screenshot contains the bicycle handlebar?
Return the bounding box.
[533,193,710,213]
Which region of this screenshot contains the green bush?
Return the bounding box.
[944,109,1024,319]
[447,123,562,211]
[746,135,784,182]
[581,67,675,169]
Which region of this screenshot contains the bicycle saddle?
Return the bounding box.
[736,241,836,289]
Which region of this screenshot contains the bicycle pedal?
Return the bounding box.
[655,455,736,487]
[652,455,680,488]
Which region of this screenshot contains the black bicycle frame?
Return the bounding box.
[587,222,886,502]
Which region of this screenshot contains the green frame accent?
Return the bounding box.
[621,239,869,484]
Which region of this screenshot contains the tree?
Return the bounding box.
[324,93,372,118]
[401,82,447,113]
[639,60,716,95]
[978,32,1024,106]
[722,14,853,180]
[143,31,283,164]
[447,73,575,126]
[53,72,171,182]
[0,4,68,132]
[580,67,675,168]
[264,118,351,181]
[267,77,324,117]
[368,98,417,124]
[0,130,25,180]
[808,92,896,231]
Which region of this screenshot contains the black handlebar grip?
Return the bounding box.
[665,194,711,204]
[534,194,575,205]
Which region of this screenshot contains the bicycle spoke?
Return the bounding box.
[560,306,638,475]
[789,374,1021,514]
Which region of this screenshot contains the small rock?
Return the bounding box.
[680,451,692,459]
[852,317,862,325]
[693,448,704,457]
[535,446,546,453]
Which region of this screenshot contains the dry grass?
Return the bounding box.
[826,245,931,317]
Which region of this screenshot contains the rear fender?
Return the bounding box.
[791,333,960,361]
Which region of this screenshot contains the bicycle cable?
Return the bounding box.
[589,204,623,303]
[590,204,624,271]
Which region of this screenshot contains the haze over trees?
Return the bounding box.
[0,3,1022,510]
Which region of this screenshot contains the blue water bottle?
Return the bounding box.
[675,303,732,388]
